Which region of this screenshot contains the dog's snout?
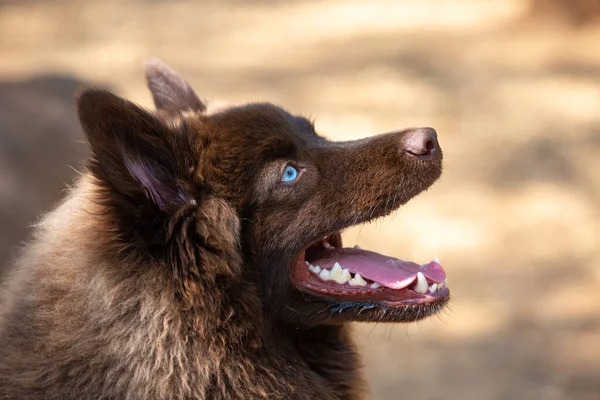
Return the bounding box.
[400,127,438,159]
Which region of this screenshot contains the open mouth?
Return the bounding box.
[290,232,449,306]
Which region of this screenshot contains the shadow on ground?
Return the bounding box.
[0,75,89,268]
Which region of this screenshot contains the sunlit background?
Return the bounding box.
[1,0,599,399]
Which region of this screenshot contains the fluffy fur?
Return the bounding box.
[0,59,445,399]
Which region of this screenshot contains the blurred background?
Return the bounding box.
[0,0,599,398]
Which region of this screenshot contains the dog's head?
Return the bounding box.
[77,59,448,328]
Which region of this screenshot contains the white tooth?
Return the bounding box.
[328,263,343,281]
[319,269,330,280]
[428,283,438,293]
[305,261,309,265]
[353,245,361,249]
[331,262,342,274]
[329,263,350,284]
[349,273,367,286]
[323,241,334,249]
[309,265,321,274]
[338,268,351,284]
[434,257,440,263]
[370,282,381,289]
[414,272,428,294]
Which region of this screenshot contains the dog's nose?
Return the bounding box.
[400,127,439,159]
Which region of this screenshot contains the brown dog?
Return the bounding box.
[0,59,448,399]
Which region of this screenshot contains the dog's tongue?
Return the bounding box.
[312,248,446,289]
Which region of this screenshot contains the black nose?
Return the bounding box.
[400,127,438,158]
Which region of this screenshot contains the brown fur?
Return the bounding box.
[0,59,445,399]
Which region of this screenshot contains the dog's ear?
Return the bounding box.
[144,58,206,117]
[77,88,198,212]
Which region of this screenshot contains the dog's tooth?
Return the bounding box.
[330,262,343,275]
[319,269,330,280]
[309,265,321,274]
[305,261,309,266]
[428,283,438,293]
[370,282,380,289]
[414,272,428,294]
[349,273,367,287]
[328,263,350,284]
[338,268,351,284]
[329,263,344,283]
[434,257,440,263]
[353,245,361,249]
[328,269,340,281]
[323,241,334,249]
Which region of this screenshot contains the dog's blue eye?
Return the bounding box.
[281,165,299,182]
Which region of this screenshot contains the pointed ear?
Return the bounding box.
[144,58,206,117]
[77,88,198,212]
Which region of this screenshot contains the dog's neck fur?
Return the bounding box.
[0,176,365,400]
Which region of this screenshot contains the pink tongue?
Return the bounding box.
[312,248,446,289]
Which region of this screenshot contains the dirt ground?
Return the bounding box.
[0,1,599,399]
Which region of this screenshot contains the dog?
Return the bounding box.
[0,58,448,399]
